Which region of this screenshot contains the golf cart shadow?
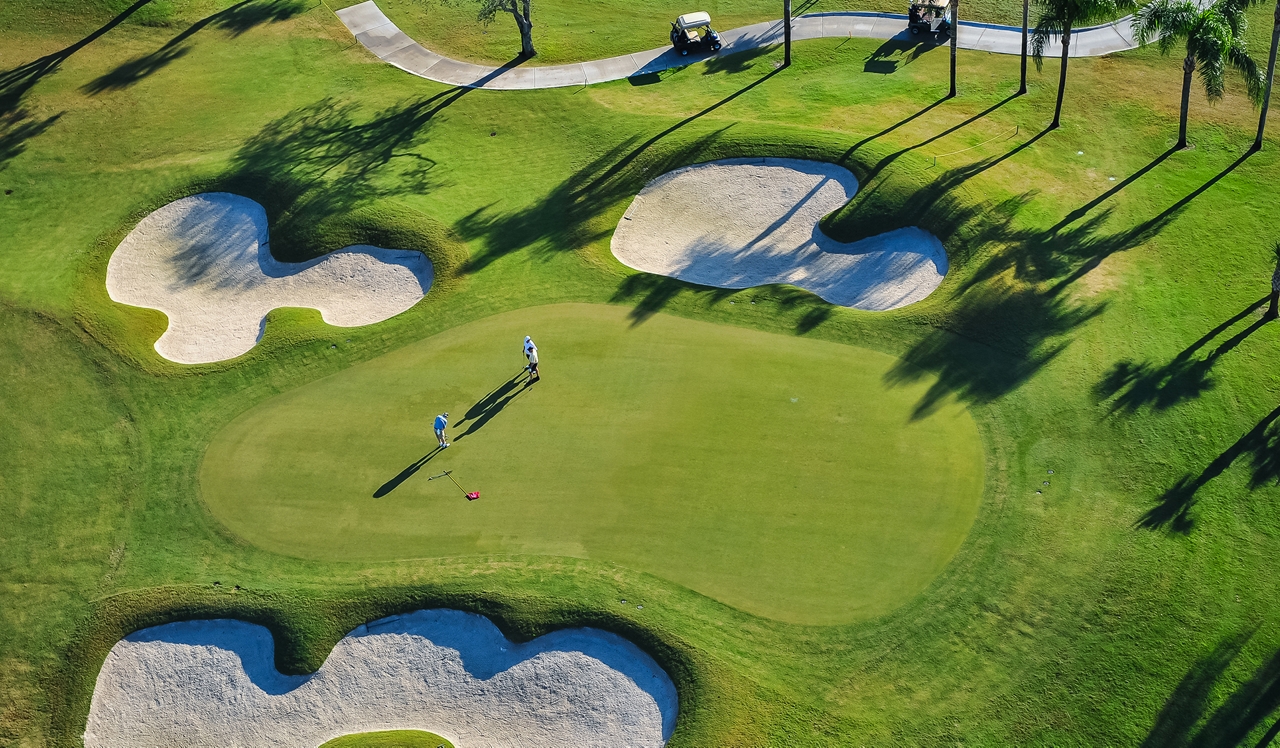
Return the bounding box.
[864,32,940,74]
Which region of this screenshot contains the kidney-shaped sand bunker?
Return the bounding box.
[84,609,676,748]
[611,157,947,310]
[106,193,433,365]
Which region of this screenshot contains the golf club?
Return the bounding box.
[428,470,480,500]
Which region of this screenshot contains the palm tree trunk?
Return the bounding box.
[950,0,959,98]
[1019,0,1029,95]
[1178,54,1195,149]
[784,0,792,67]
[1051,22,1071,128]
[1255,0,1280,152]
[1269,253,1280,319]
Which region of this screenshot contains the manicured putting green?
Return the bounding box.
[201,304,984,624]
[318,730,453,748]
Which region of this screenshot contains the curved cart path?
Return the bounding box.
[335,0,1140,90]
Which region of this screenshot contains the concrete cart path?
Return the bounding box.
[335,0,1140,90]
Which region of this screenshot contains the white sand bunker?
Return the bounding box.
[84,609,677,748]
[611,158,948,310]
[106,193,432,364]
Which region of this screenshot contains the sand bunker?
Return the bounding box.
[84,609,677,748]
[611,158,947,310]
[106,193,432,364]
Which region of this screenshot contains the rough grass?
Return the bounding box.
[3,0,1280,746]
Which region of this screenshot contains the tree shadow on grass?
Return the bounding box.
[1138,401,1280,533]
[456,68,782,273]
[0,0,153,115]
[81,0,310,94]
[0,0,155,167]
[1095,295,1270,413]
[1143,628,1280,748]
[159,86,468,292]
[877,142,1253,419]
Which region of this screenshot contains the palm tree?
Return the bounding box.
[950,0,960,97]
[1020,0,1031,94]
[1136,0,1266,150]
[1255,0,1280,151]
[1032,0,1138,129]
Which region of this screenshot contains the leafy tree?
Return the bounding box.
[1255,0,1280,151]
[476,0,535,57]
[1032,0,1138,128]
[1136,0,1265,149]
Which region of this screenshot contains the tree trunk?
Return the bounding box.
[1255,0,1280,152]
[1269,256,1280,319]
[1051,22,1071,128]
[784,0,792,67]
[949,0,959,98]
[1019,0,1029,95]
[511,0,534,57]
[1178,53,1195,149]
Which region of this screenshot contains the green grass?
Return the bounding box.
[4,0,1280,746]
[200,303,983,623]
[354,0,1054,66]
[319,730,455,748]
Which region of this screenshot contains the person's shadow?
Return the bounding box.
[452,370,533,443]
[373,447,441,498]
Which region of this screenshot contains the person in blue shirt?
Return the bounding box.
[434,412,449,448]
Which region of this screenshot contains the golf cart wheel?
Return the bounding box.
[681,48,688,55]
[911,26,920,34]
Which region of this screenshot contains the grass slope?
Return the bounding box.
[319,730,455,748]
[201,303,983,624]
[3,0,1280,746]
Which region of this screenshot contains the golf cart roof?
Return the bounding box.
[911,1,948,8]
[676,11,712,29]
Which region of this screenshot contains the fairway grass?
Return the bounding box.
[200,303,984,624]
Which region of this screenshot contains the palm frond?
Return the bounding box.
[1226,36,1266,105]
[1135,0,1198,49]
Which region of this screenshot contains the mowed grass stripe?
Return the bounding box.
[200,304,984,624]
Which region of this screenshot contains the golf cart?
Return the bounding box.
[908,1,951,38]
[670,11,722,55]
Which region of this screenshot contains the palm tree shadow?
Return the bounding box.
[373,446,442,498]
[81,0,309,95]
[1139,401,1280,533]
[1095,295,1270,413]
[1142,628,1280,747]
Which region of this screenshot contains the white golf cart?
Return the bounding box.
[670,11,722,55]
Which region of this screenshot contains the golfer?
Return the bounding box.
[523,335,537,360]
[527,345,540,383]
[434,412,449,448]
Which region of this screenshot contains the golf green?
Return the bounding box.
[200,304,984,623]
